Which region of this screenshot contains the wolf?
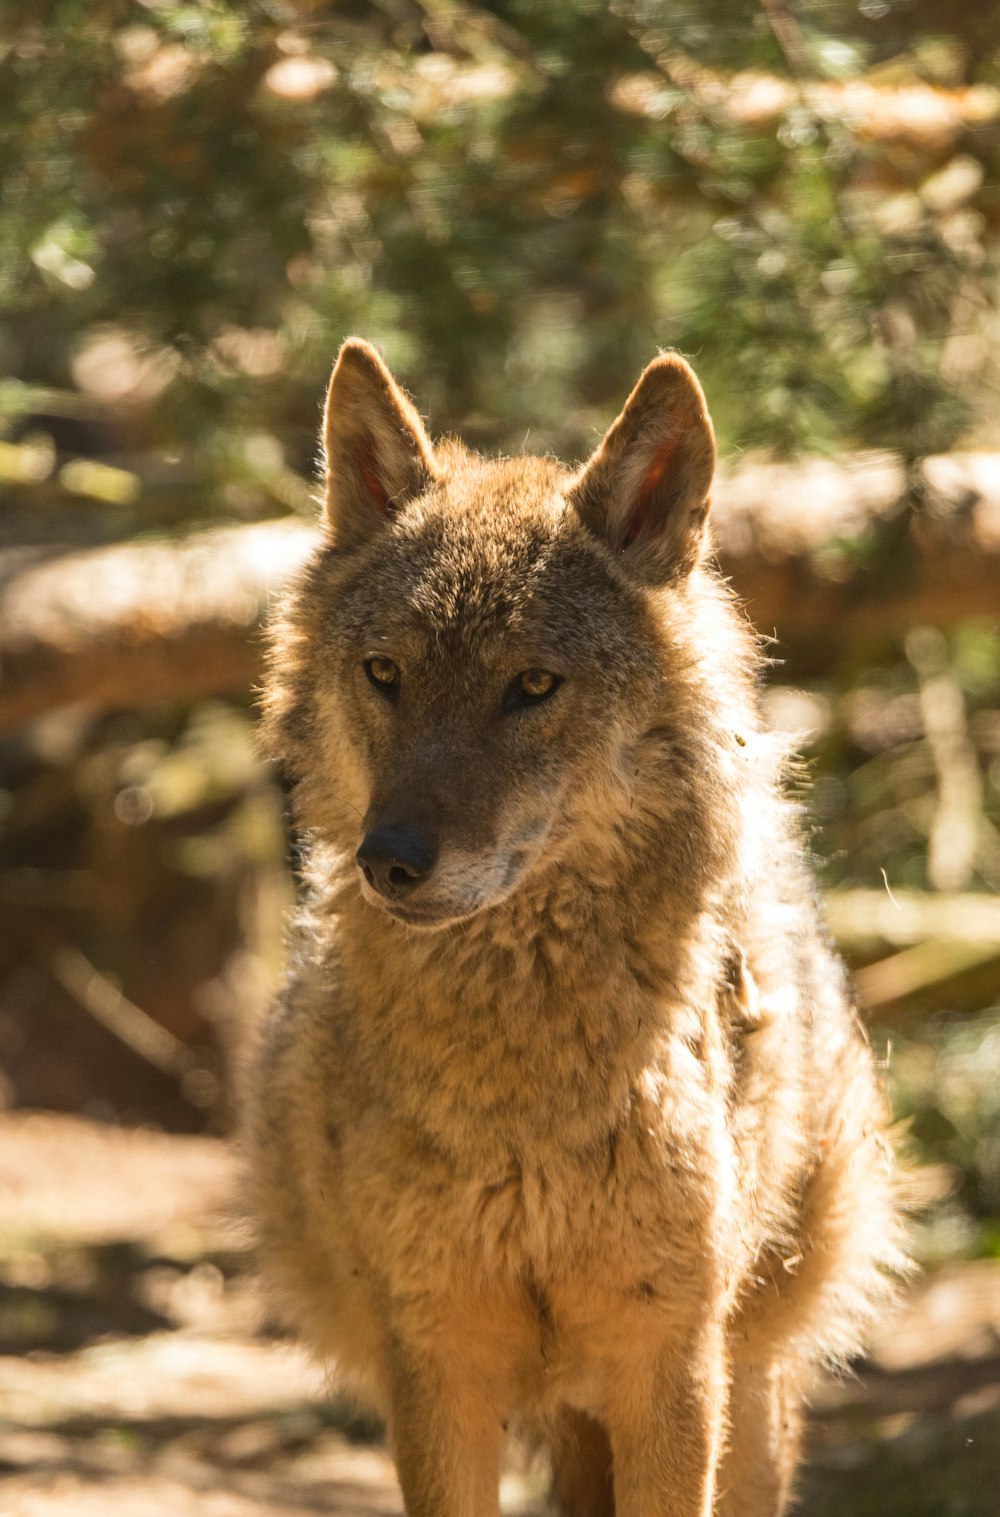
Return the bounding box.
[247,339,903,1517]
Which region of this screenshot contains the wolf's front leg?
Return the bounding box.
[388,1343,503,1517]
[607,1322,728,1517]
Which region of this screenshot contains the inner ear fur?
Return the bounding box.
[322,338,438,549]
[568,353,716,584]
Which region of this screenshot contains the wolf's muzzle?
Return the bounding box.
[356,826,438,900]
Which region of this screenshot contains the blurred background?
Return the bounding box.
[1,2,999,1513]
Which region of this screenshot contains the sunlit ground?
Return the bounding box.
[1,1110,997,1517]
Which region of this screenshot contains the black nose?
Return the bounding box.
[356,827,437,899]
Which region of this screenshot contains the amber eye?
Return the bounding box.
[364,657,400,693]
[503,668,562,712]
[519,669,558,698]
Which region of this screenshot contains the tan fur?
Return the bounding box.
[246,339,904,1516]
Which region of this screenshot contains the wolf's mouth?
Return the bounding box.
[360,875,520,930]
[354,870,479,928]
[376,898,478,929]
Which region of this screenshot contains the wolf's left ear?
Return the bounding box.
[567,353,716,584]
[322,339,438,549]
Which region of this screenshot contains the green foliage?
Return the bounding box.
[805,624,1000,895]
[1,0,998,530]
[890,1012,1000,1260]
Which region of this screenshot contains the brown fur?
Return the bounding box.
[246,340,904,1516]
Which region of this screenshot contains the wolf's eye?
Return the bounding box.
[365,657,400,694]
[503,669,562,711]
[519,669,558,699]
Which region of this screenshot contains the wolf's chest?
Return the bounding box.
[341,1052,731,1311]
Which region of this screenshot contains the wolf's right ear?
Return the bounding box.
[321,339,438,549]
[567,353,716,584]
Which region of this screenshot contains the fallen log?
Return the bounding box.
[825,887,1000,1017]
[0,518,314,728]
[825,888,1000,953]
[2,450,999,728]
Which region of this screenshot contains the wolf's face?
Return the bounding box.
[276,341,716,928]
[325,489,663,925]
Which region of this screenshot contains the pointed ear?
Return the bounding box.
[567,353,716,583]
[321,339,438,548]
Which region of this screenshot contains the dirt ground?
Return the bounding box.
[1,1112,997,1516]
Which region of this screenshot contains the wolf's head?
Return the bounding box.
[265,340,752,929]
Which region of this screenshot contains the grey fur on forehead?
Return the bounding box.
[336,473,651,656]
